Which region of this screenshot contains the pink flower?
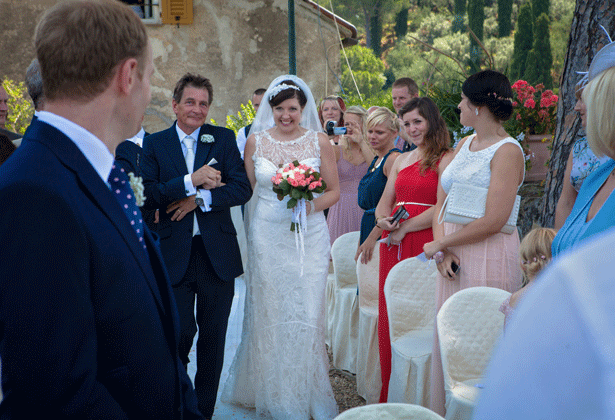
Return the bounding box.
[289,178,299,187]
[523,99,536,108]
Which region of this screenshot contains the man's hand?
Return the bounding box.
[191,165,221,190]
[167,196,198,221]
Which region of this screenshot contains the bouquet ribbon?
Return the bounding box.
[291,198,308,275]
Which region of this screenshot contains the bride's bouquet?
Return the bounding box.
[271,160,327,231]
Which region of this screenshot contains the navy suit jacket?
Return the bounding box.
[0,120,202,419]
[141,123,251,284]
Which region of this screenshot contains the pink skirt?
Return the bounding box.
[429,222,522,415]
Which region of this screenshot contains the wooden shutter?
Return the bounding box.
[161,0,193,24]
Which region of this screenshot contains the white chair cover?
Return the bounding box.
[330,231,361,373]
[325,271,335,347]
[384,257,437,407]
[355,244,381,404]
[334,403,445,420]
[437,286,510,420]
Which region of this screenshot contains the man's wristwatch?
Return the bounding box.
[195,196,204,207]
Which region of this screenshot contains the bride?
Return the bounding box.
[222,75,340,420]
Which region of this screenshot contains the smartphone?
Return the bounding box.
[390,206,409,225]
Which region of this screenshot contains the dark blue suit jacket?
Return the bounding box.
[0,120,203,419]
[141,123,251,284]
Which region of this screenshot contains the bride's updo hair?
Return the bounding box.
[268,80,307,108]
[462,69,514,121]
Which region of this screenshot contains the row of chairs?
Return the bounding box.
[327,231,508,420]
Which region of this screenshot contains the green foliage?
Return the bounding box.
[344,89,394,112]
[394,8,409,38]
[549,0,574,86]
[341,45,386,99]
[498,0,513,37]
[370,8,383,56]
[467,0,485,68]
[453,0,467,32]
[426,81,464,138]
[510,2,533,81]
[211,101,256,134]
[523,13,553,88]
[531,0,549,21]
[2,79,33,135]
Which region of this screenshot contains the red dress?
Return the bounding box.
[378,160,439,402]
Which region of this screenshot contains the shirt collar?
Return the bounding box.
[175,124,200,143]
[37,111,114,183]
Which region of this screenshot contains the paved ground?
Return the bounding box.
[187,277,259,419]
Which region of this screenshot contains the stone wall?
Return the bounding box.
[0,0,348,133]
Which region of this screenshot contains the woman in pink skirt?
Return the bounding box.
[423,70,524,416]
[327,106,374,245]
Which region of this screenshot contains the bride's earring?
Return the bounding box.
[475,108,479,116]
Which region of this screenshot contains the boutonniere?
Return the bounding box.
[128,172,146,207]
[200,134,215,144]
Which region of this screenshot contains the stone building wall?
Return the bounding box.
[0,0,350,133]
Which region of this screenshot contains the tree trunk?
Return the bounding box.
[540,0,615,228]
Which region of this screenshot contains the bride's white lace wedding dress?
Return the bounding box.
[222,129,338,420]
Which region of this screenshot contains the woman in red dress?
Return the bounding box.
[373,97,453,402]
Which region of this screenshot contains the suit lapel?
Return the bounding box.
[26,121,166,314]
[162,123,190,175]
[194,125,214,170]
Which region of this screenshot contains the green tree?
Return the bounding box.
[370,7,383,56]
[467,0,485,69]
[2,79,33,135]
[340,45,386,99]
[452,0,467,32]
[497,0,513,37]
[531,0,549,21]
[510,2,533,81]
[523,13,553,88]
[394,7,409,39]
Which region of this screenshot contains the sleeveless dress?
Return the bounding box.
[327,148,369,245]
[570,137,611,192]
[552,159,615,257]
[429,135,523,416]
[358,148,400,244]
[378,159,439,402]
[221,130,338,420]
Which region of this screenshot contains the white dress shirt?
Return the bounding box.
[37,111,114,183]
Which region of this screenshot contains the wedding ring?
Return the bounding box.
[177,209,182,214]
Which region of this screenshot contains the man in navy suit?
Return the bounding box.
[142,73,252,419]
[0,1,203,418]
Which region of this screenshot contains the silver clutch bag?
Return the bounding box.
[437,182,520,235]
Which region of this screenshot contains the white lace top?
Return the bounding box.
[440,134,525,193]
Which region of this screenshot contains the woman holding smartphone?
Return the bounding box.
[423,70,524,416]
[373,97,452,402]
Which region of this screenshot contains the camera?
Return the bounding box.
[325,120,347,136]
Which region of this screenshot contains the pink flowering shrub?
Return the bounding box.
[510,80,558,135]
[271,159,327,210]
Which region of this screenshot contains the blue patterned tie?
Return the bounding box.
[108,164,147,252]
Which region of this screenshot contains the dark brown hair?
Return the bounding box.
[268,80,307,108]
[399,97,450,173]
[173,73,214,104]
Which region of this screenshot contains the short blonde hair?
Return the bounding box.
[583,66,615,158]
[519,227,556,286]
[35,0,148,101]
[366,107,399,133]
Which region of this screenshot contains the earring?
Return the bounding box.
[475,108,479,116]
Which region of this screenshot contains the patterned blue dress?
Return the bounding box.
[357,148,400,244]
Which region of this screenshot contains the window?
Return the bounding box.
[120,0,162,24]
